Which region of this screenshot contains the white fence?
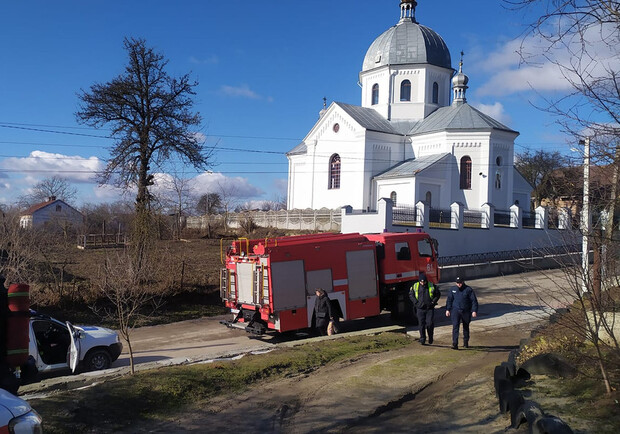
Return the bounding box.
[342,198,580,257]
[186,208,341,232]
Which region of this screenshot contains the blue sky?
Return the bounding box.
[0,0,579,208]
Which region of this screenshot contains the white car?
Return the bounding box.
[0,388,42,433]
[28,311,122,375]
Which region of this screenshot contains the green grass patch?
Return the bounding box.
[33,333,411,433]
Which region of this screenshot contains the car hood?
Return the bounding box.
[0,389,31,418]
[75,325,118,340]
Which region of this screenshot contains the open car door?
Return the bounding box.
[66,321,80,373]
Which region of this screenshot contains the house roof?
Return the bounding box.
[374,153,451,180]
[21,198,79,217]
[410,103,517,135]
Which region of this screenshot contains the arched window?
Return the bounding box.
[495,171,502,189]
[400,80,411,102]
[425,191,432,206]
[329,154,341,189]
[390,191,397,206]
[432,82,439,104]
[372,84,379,105]
[460,156,472,189]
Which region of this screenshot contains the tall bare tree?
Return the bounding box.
[76,37,211,224]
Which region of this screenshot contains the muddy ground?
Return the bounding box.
[116,270,574,433]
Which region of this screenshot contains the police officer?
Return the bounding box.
[409,273,440,345]
[445,276,479,349]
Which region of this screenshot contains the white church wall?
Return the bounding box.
[418,182,441,208]
[489,131,519,210]
[451,134,489,209]
[360,67,390,118]
[287,156,311,209]
[423,66,452,117]
[376,179,415,207]
[411,131,452,157]
[417,160,452,208]
[390,68,424,120]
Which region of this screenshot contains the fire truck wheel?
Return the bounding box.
[84,349,112,371]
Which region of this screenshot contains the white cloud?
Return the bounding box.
[272,178,287,195]
[477,22,620,97]
[190,171,263,198]
[189,55,219,65]
[193,132,207,143]
[219,84,268,100]
[473,102,512,125]
[0,151,103,184]
[92,184,131,201]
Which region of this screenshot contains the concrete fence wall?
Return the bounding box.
[186,208,342,232]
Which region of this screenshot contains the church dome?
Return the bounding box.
[362,2,452,72]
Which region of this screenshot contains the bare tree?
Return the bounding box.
[515,150,571,208]
[19,176,78,208]
[156,172,195,240]
[76,37,211,226]
[196,192,222,215]
[0,207,39,285]
[217,182,240,231]
[95,246,165,374]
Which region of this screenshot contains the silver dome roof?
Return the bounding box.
[362,19,452,72]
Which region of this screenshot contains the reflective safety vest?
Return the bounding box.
[412,282,436,300]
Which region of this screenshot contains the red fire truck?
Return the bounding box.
[220,231,439,334]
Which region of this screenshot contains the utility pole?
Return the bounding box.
[579,137,590,293]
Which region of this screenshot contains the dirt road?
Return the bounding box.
[23,269,568,432]
[110,269,564,433]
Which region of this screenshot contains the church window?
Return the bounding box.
[495,171,502,189]
[460,156,472,189]
[56,205,62,212]
[372,84,379,105]
[425,191,432,206]
[400,80,411,102]
[390,191,397,206]
[432,82,439,104]
[329,154,341,189]
[496,156,502,167]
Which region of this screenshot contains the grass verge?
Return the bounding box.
[32,333,411,433]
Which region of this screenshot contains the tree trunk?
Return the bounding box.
[605,146,619,241]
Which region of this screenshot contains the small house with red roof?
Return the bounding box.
[19,196,83,230]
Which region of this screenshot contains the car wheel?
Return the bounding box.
[84,349,112,371]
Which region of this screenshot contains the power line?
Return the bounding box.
[0,122,302,142]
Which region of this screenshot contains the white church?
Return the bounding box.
[287,0,532,213]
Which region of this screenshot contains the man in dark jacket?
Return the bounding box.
[409,273,440,345]
[445,276,478,349]
[314,288,333,336]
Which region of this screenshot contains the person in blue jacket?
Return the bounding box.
[445,276,478,350]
